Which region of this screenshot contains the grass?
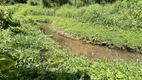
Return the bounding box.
[28,15,142,53]
[0,3,142,80]
[17,2,142,53]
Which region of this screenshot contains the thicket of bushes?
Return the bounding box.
[35,0,140,7]
[0,6,18,77]
[2,0,139,8]
[0,7,90,79]
[1,0,123,7]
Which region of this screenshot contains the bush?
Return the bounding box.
[0,8,20,29]
[28,0,41,6]
[19,5,55,16]
[14,0,27,3]
[42,0,70,7]
[1,0,27,4]
[0,7,13,29]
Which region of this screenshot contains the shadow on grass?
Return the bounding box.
[15,67,91,80]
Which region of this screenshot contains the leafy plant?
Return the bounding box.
[28,0,41,6]
[0,7,20,29]
[1,2,142,80]
[0,54,15,71]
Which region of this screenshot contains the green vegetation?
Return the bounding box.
[42,16,142,52]
[19,0,142,52]
[51,1,142,52]
[0,6,17,72]
[0,0,142,80]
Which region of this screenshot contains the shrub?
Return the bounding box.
[1,0,27,4]
[27,0,41,6]
[42,0,70,7]
[13,0,27,3]
[0,7,20,29]
[0,7,13,29]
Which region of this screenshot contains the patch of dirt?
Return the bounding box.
[41,23,142,62]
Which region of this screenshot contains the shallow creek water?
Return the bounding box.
[41,23,142,62]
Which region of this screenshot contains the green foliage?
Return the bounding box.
[95,0,118,4]
[25,5,55,16]
[38,16,142,52]
[0,54,15,71]
[1,2,142,80]
[0,0,27,4]
[27,0,41,6]
[53,1,142,30]
[0,7,13,29]
[12,0,27,3]
[42,0,70,7]
[69,0,121,7]
[0,15,91,79]
[0,7,20,29]
[14,1,142,52]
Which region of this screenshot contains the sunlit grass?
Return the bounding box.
[1,3,142,80]
[30,15,142,52]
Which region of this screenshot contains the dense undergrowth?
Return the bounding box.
[1,7,92,79]
[0,1,142,80]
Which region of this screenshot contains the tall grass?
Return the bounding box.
[55,1,142,30]
[24,0,142,30]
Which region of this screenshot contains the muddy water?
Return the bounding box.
[41,23,142,62]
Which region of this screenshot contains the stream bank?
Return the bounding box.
[41,23,142,62]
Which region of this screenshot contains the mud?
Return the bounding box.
[41,23,142,62]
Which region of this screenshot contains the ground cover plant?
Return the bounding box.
[0,0,142,80]
[21,0,142,53]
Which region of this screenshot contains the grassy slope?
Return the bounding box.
[27,14,142,53]
[51,3,142,53]
[41,16,142,52]
[20,1,142,53]
[0,4,142,80]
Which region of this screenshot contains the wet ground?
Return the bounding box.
[41,23,142,62]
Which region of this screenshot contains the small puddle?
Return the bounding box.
[41,23,142,62]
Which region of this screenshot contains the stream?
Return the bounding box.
[41,23,142,62]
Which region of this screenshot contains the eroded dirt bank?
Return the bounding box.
[41,23,142,62]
